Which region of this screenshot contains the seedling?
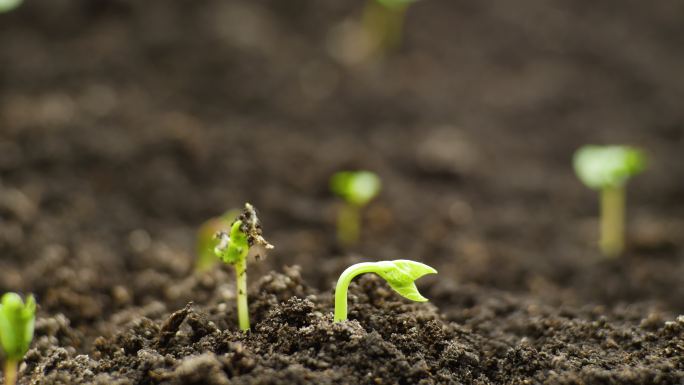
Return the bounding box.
[573,145,646,257]
[0,0,22,13]
[362,0,418,56]
[214,203,273,331]
[195,209,240,272]
[334,259,436,322]
[330,170,381,247]
[0,293,35,385]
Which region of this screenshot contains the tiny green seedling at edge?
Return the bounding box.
[214,203,273,331]
[330,170,381,247]
[334,259,437,322]
[0,293,35,385]
[0,0,22,13]
[573,145,646,257]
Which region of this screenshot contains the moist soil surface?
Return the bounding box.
[1,0,684,384]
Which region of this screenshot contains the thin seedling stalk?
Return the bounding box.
[600,185,625,257]
[334,263,378,322]
[337,203,361,247]
[4,359,17,385]
[234,259,250,331]
[362,1,409,54]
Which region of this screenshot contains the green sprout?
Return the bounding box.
[0,293,35,385]
[214,203,273,331]
[195,209,240,272]
[0,0,22,13]
[361,0,418,57]
[573,145,646,257]
[334,259,437,322]
[330,170,381,247]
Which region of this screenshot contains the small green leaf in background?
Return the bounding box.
[330,170,381,206]
[573,145,646,190]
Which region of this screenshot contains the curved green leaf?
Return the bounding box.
[374,260,437,302]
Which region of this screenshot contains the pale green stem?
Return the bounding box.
[334,263,379,322]
[337,203,361,247]
[235,259,250,331]
[4,359,17,385]
[362,1,409,55]
[600,185,625,257]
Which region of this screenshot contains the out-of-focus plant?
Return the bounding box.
[0,0,23,13]
[0,0,22,13]
[0,293,35,385]
[330,170,381,247]
[362,0,418,56]
[214,203,273,331]
[573,145,646,257]
[196,209,240,272]
[334,259,436,322]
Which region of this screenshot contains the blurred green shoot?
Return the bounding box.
[361,0,418,57]
[334,259,436,322]
[196,209,240,271]
[0,293,35,385]
[214,203,273,331]
[0,0,22,13]
[573,145,646,257]
[330,170,381,247]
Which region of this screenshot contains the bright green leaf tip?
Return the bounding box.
[573,145,646,190]
[330,170,381,206]
[213,220,249,265]
[195,209,240,271]
[0,293,36,361]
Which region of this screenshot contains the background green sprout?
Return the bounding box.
[334,259,437,322]
[214,203,273,331]
[330,170,381,247]
[0,0,22,13]
[195,209,240,272]
[362,0,419,57]
[573,145,646,257]
[0,293,35,385]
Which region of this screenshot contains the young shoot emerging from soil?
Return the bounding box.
[0,293,35,385]
[195,208,240,272]
[334,260,436,322]
[573,145,646,257]
[330,170,381,247]
[362,0,418,56]
[214,203,273,331]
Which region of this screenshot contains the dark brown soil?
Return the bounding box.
[1,0,684,384]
